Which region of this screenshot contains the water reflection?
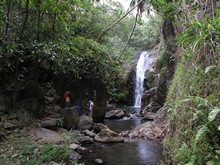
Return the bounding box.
[80,139,163,165]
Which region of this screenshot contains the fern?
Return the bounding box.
[208,107,220,122]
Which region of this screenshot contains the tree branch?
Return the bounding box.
[96,0,143,42]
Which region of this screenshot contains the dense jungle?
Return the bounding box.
[0,0,219,165]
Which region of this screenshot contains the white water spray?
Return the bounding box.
[134,51,153,108]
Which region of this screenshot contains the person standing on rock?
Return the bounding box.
[64,91,71,108]
[88,100,94,118]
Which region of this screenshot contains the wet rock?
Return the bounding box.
[105,109,125,119]
[94,128,124,142]
[77,115,93,130]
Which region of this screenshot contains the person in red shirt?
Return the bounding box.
[64,91,71,108]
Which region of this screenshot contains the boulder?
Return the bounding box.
[79,136,94,144]
[77,115,93,130]
[106,104,116,111]
[94,128,124,142]
[82,130,96,138]
[60,107,79,131]
[41,118,57,130]
[123,122,163,140]
[31,128,63,143]
[93,123,109,133]
[105,109,125,119]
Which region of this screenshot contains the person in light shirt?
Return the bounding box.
[88,100,94,118]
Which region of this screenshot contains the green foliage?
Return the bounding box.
[130,14,162,50]
[42,82,57,97]
[20,143,70,164]
[150,0,175,18]
[56,117,64,127]
[155,41,175,71]
[165,61,220,164]
[177,17,220,54]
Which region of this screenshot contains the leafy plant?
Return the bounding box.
[56,117,64,127]
[20,143,70,164]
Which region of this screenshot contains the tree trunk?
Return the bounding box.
[93,82,107,123]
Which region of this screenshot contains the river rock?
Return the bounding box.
[126,122,163,140]
[79,135,94,144]
[82,130,96,137]
[94,158,104,164]
[69,143,79,150]
[77,115,93,130]
[41,118,57,130]
[94,128,124,142]
[106,104,116,111]
[69,150,82,161]
[93,123,109,133]
[31,128,63,143]
[105,109,125,119]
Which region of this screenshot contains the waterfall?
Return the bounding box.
[134,51,153,108]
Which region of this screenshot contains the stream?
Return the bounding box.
[78,113,163,165]
[77,52,162,164]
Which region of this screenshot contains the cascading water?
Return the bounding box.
[134,51,153,108]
